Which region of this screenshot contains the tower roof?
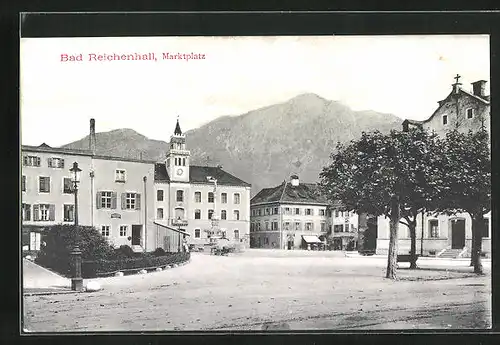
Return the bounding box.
[174,118,182,135]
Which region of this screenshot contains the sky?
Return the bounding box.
[20,35,490,147]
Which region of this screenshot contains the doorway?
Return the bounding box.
[451,219,466,249]
[131,225,142,246]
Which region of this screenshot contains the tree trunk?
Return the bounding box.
[386,198,400,279]
[357,212,368,253]
[409,223,418,269]
[471,214,483,274]
[470,228,476,267]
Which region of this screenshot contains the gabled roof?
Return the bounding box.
[153,163,251,187]
[418,88,490,125]
[251,181,329,205]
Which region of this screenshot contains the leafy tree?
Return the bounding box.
[35,224,115,277]
[319,128,442,278]
[436,128,490,274]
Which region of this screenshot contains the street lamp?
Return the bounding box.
[69,162,81,226]
[69,161,83,291]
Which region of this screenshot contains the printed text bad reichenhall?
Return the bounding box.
[60,52,206,62]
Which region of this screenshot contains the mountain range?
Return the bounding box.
[61,93,403,196]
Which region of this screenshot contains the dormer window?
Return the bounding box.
[442,114,448,125]
[466,108,474,119]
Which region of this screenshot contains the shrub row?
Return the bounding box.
[81,252,190,278]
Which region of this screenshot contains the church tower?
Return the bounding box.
[166,117,190,182]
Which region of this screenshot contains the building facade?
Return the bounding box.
[21,118,251,252]
[153,120,252,248]
[250,175,331,250]
[377,76,491,257]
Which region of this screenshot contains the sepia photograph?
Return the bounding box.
[20,33,491,332]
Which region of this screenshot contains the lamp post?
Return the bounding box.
[69,161,83,291]
[70,162,82,226]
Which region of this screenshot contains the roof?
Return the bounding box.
[174,119,183,135]
[22,145,156,164]
[22,144,93,157]
[154,163,251,187]
[251,181,329,205]
[417,88,490,125]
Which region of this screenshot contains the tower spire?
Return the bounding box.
[174,115,182,135]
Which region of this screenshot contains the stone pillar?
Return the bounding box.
[71,246,83,291]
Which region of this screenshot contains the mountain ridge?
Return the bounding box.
[60,93,403,196]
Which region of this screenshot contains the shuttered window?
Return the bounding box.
[48,158,65,168]
[35,204,54,221]
[122,193,141,210]
[23,156,41,167]
[22,204,31,221]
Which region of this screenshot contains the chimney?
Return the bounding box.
[290,174,299,187]
[471,80,487,98]
[89,118,96,154]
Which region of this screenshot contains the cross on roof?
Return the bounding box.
[454,74,461,84]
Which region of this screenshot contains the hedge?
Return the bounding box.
[82,252,190,278]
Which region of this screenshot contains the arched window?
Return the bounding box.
[182,158,186,166]
[208,209,214,219]
[176,190,184,202]
[221,210,227,220]
[195,229,201,238]
[208,192,214,203]
[194,209,201,219]
[234,230,239,241]
[233,210,240,221]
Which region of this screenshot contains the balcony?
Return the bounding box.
[171,218,189,226]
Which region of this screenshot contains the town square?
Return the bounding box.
[20,33,491,332]
[23,250,491,331]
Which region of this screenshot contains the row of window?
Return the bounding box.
[156,208,241,221]
[21,203,74,222]
[97,191,141,210]
[442,108,476,125]
[23,156,65,168]
[426,219,489,238]
[251,207,329,217]
[333,224,356,233]
[157,190,241,204]
[251,221,327,232]
[22,170,129,194]
[100,225,129,237]
[193,229,240,240]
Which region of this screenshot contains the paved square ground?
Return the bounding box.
[23,250,491,331]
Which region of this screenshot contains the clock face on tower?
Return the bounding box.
[176,168,184,176]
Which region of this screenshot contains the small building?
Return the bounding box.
[250,175,331,250]
[377,76,491,258]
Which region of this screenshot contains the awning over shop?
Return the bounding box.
[302,235,323,244]
[153,221,190,236]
